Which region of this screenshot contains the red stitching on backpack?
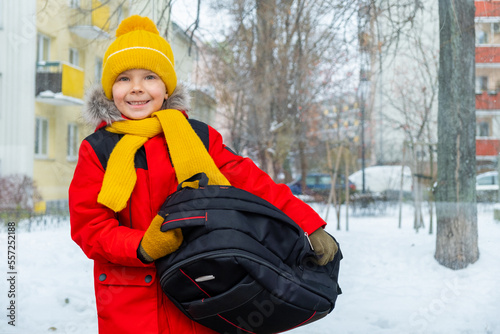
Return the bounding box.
[162,216,205,227]
[179,269,211,297]
[217,314,256,334]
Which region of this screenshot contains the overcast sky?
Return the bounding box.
[169,0,229,42]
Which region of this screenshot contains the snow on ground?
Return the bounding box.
[0,219,97,334]
[290,204,500,334]
[0,203,499,334]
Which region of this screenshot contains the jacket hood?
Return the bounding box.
[83,83,191,129]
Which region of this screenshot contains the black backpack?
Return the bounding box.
[155,173,342,334]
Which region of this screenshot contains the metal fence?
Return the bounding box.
[0,205,69,233]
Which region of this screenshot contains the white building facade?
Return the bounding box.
[0,0,37,177]
[368,0,439,165]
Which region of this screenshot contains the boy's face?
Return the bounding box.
[112,69,168,120]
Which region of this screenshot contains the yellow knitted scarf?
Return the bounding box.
[97,109,230,212]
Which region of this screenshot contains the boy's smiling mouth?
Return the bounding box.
[128,101,150,105]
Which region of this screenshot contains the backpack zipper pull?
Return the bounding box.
[305,232,314,251]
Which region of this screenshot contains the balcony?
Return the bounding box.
[476,91,500,110]
[69,0,111,40]
[35,62,84,106]
[476,138,500,160]
[476,46,500,64]
[475,1,500,17]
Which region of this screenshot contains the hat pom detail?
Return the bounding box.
[115,15,159,37]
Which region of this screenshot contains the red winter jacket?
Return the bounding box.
[69,85,326,334]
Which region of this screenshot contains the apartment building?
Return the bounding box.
[0,0,221,212]
[475,1,500,171]
[0,0,37,178]
[368,0,439,165]
[32,0,128,209]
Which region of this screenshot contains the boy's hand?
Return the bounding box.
[138,215,183,263]
[309,228,338,266]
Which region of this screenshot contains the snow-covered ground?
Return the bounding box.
[0,203,499,334]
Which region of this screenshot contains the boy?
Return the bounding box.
[69,15,337,334]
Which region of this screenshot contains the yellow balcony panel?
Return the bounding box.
[62,64,84,99]
[36,61,84,106]
[69,0,111,40]
[92,0,111,32]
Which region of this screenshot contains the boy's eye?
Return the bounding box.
[145,75,156,80]
[117,76,129,82]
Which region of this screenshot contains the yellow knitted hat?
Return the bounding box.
[101,15,177,99]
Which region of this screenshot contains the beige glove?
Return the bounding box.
[138,215,183,263]
[309,228,338,266]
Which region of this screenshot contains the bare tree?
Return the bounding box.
[0,175,42,213]
[203,0,356,180]
[194,0,427,184]
[435,0,479,270]
[356,0,427,167]
[380,5,439,232]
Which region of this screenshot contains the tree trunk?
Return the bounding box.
[253,0,276,174]
[428,144,434,235]
[435,0,479,270]
[344,150,350,232]
[412,147,425,232]
[298,140,308,194]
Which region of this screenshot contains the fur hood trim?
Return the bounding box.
[82,83,191,129]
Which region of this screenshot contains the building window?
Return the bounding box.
[35,117,49,158]
[37,34,50,63]
[476,76,488,94]
[67,123,79,161]
[69,0,80,8]
[478,121,489,137]
[95,57,103,82]
[493,23,500,35]
[69,48,79,67]
[477,30,488,44]
[476,173,495,186]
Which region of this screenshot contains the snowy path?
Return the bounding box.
[1,205,499,334]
